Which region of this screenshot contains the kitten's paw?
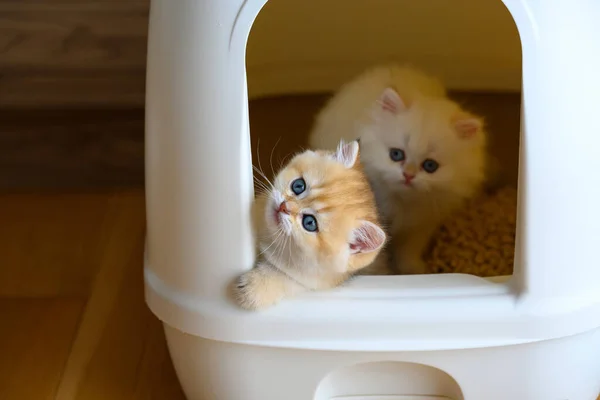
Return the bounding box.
[233,269,284,311]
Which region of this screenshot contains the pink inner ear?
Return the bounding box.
[350,221,386,254]
[334,139,359,168]
[454,118,482,139]
[378,88,405,114]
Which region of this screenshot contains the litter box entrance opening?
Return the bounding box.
[245,0,522,281]
[314,361,464,400]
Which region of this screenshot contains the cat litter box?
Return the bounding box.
[144,0,600,399]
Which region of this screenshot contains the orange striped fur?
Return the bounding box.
[234,140,386,310]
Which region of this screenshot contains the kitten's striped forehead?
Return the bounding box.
[280,150,377,219]
[268,148,382,267]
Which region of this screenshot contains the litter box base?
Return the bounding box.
[164,323,600,400]
[144,0,600,399]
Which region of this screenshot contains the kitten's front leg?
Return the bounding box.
[233,261,307,310]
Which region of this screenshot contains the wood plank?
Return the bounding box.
[0,192,111,297]
[0,108,145,190]
[54,191,186,400]
[0,2,148,70]
[0,298,84,400]
[69,230,186,400]
[0,70,146,107]
[0,1,147,6]
[0,0,148,106]
[54,191,146,400]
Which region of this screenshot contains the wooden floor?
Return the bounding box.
[0,190,186,400]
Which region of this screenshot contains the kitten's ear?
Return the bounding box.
[332,139,360,168]
[377,87,406,114]
[454,113,483,139]
[349,221,386,254]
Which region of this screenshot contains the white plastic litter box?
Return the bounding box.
[144,0,600,399]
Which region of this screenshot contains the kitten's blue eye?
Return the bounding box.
[302,214,318,232]
[291,178,306,195]
[389,148,405,162]
[422,159,439,173]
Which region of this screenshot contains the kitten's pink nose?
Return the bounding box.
[403,172,415,183]
[277,201,290,214]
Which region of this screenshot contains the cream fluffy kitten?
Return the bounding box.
[309,65,487,275]
[234,140,387,310]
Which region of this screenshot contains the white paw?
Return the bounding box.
[233,269,282,311]
[233,271,259,310]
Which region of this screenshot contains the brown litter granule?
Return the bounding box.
[424,185,518,277]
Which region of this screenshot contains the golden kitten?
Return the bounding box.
[309,65,488,275]
[234,140,386,310]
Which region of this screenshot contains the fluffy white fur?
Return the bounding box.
[309,65,488,274]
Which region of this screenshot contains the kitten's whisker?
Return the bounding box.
[263,227,283,247]
[252,164,269,183]
[270,231,284,266]
[286,235,293,267]
[269,137,282,178]
[254,139,276,190]
[253,184,270,198]
[253,185,269,195]
[253,176,267,192]
[257,228,284,257]
[278,151,295,170]
[253,174,269,186]
[260,226,284,241]
[255,139,266,182]
[252,165,274,189]
[252,163,271,182]
[276,232,289,268]
[254,189,269,199]
[253,176,271,193]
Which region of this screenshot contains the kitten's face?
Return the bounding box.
[360,89,487,198]
[257,141,385,283]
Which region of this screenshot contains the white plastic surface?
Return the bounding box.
[144,0,600,398]
[330,397,450,400]
[164,325,600,400]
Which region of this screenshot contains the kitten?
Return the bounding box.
[234,140,386,310]
[309,65,487,275]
